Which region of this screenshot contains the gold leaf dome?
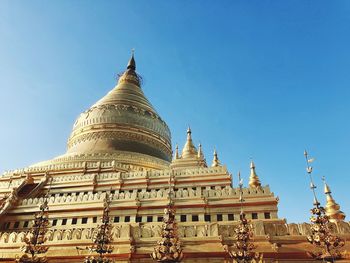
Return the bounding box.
[65,54,172,164]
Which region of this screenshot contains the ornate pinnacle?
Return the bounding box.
[224,172,263,262]
[16,179,52,263]
[118,50,141,86]
[198,143,203,158]
[151,173,183,262]
[174,144,179,160]
[197,143,207,167]
[304,150,320,208]
[181,127,197,159]
[127,49,136,71]
[304,151,345,261]
[211,149,220,167]
[186,126,191,138]
[322,177,345,223]
[248,160,261,188]
[83,192,114,263]
[307,205,345,261]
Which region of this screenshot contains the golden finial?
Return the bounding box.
[127,48,136,70]
[187,126,191,138]
[249,160,261,188]
[174,144,179,160]
[181,126,197,158]
[118,49,140,86]
[323,176,331,196]
[322,177,345,222]
[211,149,220,167]
[198,143,203,158]
[197,143,207,167]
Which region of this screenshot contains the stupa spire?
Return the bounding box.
[322,177,345,222]
[181,127,197,158]
[249,160,261,188]
[211,149,220,167]
[117,49,141,86]
[127,49,136,71]
[187,127,191,140]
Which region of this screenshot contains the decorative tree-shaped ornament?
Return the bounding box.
[225,172,263,263]
[16,187,51,263]
[304,151,345,262]
[151,173,184,262]
[84,192,114,263]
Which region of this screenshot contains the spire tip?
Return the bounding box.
[211,148,220,167]
[127,49,136,70]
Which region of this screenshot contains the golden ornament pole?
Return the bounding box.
[304,150,345,262]
[16,179,52,263]
[224,172,263,263]
[78,192,114,263]
[151,172,184,262]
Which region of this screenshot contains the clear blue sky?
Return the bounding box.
[1,1,349,223]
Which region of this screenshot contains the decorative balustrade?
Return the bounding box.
[51,173,95,183]
[0,223,215,245]
[1,221,350,246]
[20,192,104,206]
[15,185,273,208]
[2,163,229,184]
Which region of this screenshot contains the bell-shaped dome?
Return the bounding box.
[66,54,172,163]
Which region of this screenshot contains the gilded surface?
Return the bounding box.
[67,56,171,163]
[0,55,349,262]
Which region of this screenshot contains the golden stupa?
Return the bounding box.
[34,53,171,172]
[0,54,349,263]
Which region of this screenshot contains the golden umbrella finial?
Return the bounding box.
[127,48,136,70]
[187,126,191,137]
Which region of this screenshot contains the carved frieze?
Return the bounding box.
[299,223,311,236]
[288,223,301,236]
[264,223,277,237]
[337,221,350,234]
[253,221,265,236]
